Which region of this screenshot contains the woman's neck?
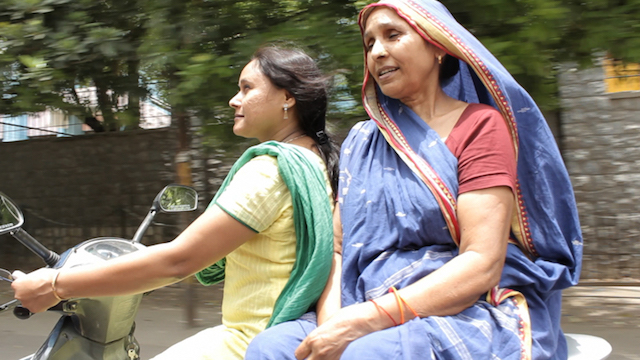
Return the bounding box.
[402,88,467,138]
[402,86,447,122]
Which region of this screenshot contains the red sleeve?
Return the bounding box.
[445,103,517,194]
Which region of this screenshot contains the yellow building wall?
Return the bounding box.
[603,58,640,92]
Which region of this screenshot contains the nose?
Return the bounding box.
[229,91,242,108]
[370,40,387,59]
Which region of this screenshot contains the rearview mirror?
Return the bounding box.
[0,192,24,235]
[156,185,198,213]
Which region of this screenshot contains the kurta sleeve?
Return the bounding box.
[215,155,290,233]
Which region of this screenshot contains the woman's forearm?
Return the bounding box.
[54,242,188,300]
[317,205,344,324]
[400,250,503,319]
[317,252,342,324]
[342,248,503,336]
[54,205,255,300]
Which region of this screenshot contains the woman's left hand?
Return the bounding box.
[11,268,62,313]
[294,302,379,360]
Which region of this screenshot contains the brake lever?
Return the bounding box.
[0,299,33,320]
[0,269,18,314]
[0,299,18,312]
[0,268,13,283]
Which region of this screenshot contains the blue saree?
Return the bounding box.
[245,1,582,359]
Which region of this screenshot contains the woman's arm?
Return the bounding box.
[316,206,343,325]
[12,205,255,313]
[295,186,514,360]
[393,186,512,316]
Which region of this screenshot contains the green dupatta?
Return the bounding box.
[195,141,333,328]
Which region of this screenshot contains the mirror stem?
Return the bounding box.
[11,228,60,267]
[132,209,157,243]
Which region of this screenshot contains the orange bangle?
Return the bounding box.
[400,295,419,318]
[389,287,405,324]
[389,286,419,321]
[51,271,64,301]
[370,299,397,326]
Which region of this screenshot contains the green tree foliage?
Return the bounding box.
[0,0,146,131]
[138,0,364,144]
[446,0,640,109]
[560,0,640,63]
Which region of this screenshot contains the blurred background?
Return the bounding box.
[0,0,639,358]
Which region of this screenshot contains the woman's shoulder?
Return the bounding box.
[291,144,325,163]
[237,154,280,180]
[448,102,513,154]
[345,119,378,138]
[245,153,279,167]
[461,103,504,120]
[454,103,507,132]
[242,147,327,181]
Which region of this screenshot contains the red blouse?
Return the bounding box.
[445,103,517,194]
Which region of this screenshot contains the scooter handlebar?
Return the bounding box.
[10,229,60,267]
[12,301,65,320]
[13,306,32,320]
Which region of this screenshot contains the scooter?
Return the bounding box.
[0,185,198,360]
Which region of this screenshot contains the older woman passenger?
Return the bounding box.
[245,1,582,359]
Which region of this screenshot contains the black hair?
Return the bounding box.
[439,54,460,83]
[252,45,340,196]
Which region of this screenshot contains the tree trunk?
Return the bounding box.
[94,78,117,132]
[127,59,141,129]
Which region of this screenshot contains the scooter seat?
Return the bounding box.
[565,333,612,360]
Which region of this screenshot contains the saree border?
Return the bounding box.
[373,99,461,244]
[487,286,533,360]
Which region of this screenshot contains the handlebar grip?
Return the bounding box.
[14,306,33,320]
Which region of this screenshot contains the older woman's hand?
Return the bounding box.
[294,301,380,360]
[11,268,62,313]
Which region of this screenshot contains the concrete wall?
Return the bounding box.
[0,129,189,271]
[559,62,640,281]
[0,125,247,273]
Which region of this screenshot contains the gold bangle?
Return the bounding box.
[51,271,64,301]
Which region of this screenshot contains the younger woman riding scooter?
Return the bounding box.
[11,45,338,360]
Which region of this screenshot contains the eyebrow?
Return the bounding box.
[363,19,396,40]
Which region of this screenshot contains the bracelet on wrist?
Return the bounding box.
[370,298,398,326]
[51,271,64,301]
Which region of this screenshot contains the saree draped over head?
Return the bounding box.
[336,0,583,359]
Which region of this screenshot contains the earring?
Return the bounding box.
[283,104,288,120]
[437,55,443,65]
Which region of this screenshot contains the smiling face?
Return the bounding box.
[363,7,444,102]
[228,60,290,142]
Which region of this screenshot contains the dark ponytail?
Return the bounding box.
[252,45,340,196]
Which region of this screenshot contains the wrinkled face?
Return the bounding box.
[228,60,287,142]
[363,7,441,101]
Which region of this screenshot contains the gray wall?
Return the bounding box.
[559,62,640,281]
[0,126,244,272]
[0,129,188,271]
